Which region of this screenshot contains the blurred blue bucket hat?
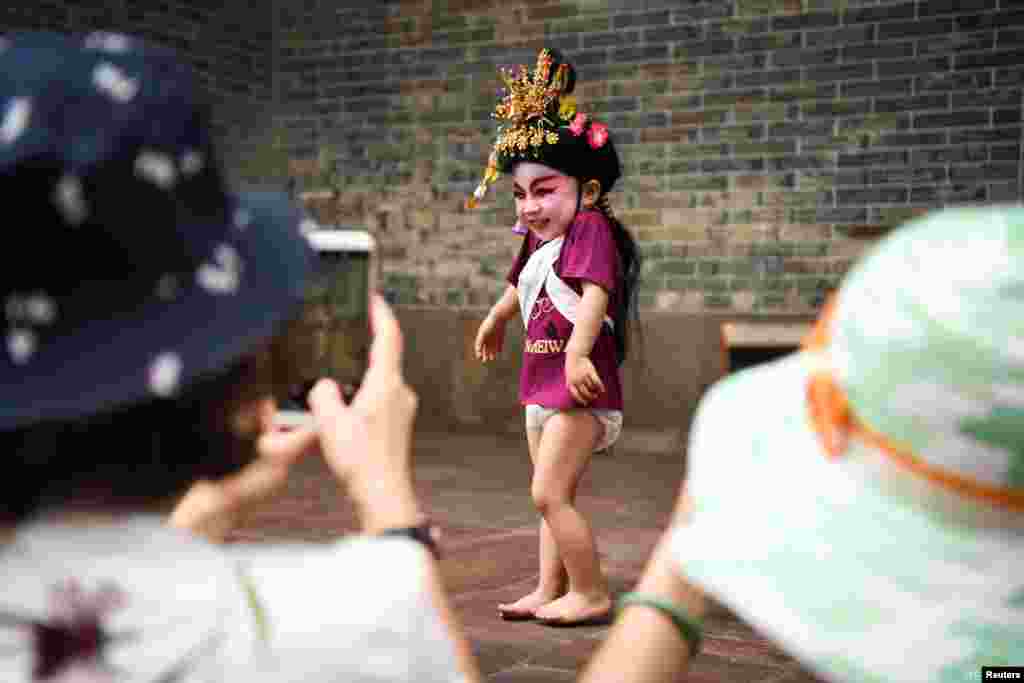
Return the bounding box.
[0,32,313,429]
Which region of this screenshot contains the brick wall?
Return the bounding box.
[5,1,1022,316]
[277,0,1024,315]
[0,0,274,185]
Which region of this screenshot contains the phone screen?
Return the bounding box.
[277,234,373,414]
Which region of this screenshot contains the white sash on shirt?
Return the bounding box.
[517,236,613,330]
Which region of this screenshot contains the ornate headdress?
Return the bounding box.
[466,49,616,210]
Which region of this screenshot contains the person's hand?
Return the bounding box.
[474,311,507,363]
[308,295,422,532]
[169,399,319,542]
[565,352,605,405]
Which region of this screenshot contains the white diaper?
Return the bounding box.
[524,404,623,454]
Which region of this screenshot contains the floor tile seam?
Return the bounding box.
[443,526,538,551]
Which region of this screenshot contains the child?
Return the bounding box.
[469,49,642,626]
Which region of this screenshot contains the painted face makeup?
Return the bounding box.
[512,162,580,242]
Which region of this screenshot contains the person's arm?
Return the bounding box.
[490,283,520,323]
[578,492,706,683]
[475,284,519,363]
[308,298,482,683]
[564,281,609,405]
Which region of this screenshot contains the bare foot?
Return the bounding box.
[498,590,561,620]
[534,591,612,626]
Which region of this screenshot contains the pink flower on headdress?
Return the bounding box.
[587,121,609,149]
[569,112,588,137]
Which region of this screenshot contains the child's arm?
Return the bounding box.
[489,283,520,323]
[564,281,609,405]
[474,284,519,363]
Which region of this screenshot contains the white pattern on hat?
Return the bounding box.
[180,149,204,176]
[84,32,131,53]
[156,274,180,301]
[135,151,177,190]
[1,97,31,145]
[25,294,57,326]
[54,175,88,226]
[197,244,242,294]
[93,62,139,103]
[149,352,183,397]
[233,208,251,230]
[7,329,35,365]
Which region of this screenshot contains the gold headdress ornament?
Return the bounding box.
[466,48,609,210]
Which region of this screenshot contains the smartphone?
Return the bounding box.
[275,228,376,428]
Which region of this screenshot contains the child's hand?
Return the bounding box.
[474,312,507,363]
[565,352,605,405]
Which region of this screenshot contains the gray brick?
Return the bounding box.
[950,164,1019,182]
[773,48,839,68]
[919,31,996,54]
[805,25,875,48]
[736,68,801,88]
[996,67,1024,86]
[845,2,915,23]
[670,4,732,21]
[701,158,766,173]
[957,49,1024,70]
[917,70,993,91]
[924,0,998,14]
[737,32,803,52]
[991,145,1022,161]
[880,131,948,147]
[870,167,948,185]
[816,207,869,223]
[995,108,1023,125]
[769,119,836,138]
[765,155,838,171]
[874,94,949,114]
[957,10,1024,31]
[772,12,840,31]
[952,89,1023,108]
[584,30,641,48]
[613,44,669,62]
[838,188,908,204]
[806,63,875,84]
[644,24,703,43]
[950,127,1022,144]
[879,18,954,40]
[613,10,671,29]
[842,79,913,98]
[838,150,909,167]
[911,145,990,164]
[998,28,1024,47]
[705,52,766,71]
[913,183,983,201]
[915,110,990,129]
[842,42,916,62]
[673,39,735,58]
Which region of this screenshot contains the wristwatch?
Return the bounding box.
[378,521,442,560]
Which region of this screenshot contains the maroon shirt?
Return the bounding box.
[506,209,623,411]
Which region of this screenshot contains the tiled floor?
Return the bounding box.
[231,431,823,682]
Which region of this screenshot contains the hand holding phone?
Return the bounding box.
[277,229,376,427]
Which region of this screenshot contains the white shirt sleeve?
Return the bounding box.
[227,536,467,683]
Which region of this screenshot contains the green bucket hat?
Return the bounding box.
[674,205,1024,682]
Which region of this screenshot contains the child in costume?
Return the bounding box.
[470,49,642,626]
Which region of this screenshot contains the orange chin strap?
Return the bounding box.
[802,295,1024,512]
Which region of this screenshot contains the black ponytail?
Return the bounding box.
[608,215,642,366]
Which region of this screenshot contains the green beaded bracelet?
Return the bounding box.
[615,591,703,658]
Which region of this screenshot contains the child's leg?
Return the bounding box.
[531,410,611,624]
[498,426,567,618]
